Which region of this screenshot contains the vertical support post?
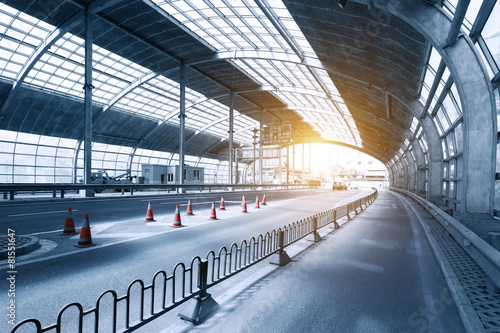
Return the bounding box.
[179,63,186,193]
[333,209,340,229]
[178,260,219,324]
[302,143,305,184]
[53,190,57,198]
[259,109,263,186]
[3,191,7,200]
[308,142,311,182]
[10,190,14,200]
[347,204,352,221]
[286,144,289,188]
[278,146,282,186]
[61,189,65,199]
[308,216,322,242]
[82,6,94,198]
[270,230,291,266]
[252,128,258,185]
[292,131,295,186]
[235,148,239,185]
[228,91,234,185]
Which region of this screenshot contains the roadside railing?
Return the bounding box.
[390,187,500,290]
[1,183,310,201]
[11,189,378,333]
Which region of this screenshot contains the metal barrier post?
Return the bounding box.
[52,190,57,198]
[3,191,7,200]
[10,190,14,200]
[308,217,322,243]
[178,260,219,325]
[270,230,291,266]
[61,189,65,198]
[330,209,340,229]
[347,204,352,221]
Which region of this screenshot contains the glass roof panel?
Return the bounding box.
[150,0,361,147]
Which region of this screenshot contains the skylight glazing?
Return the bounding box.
[24,33,150,104]
[0,4,53,80]
[151,0,361,147]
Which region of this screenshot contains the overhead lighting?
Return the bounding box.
[338,0,348,9]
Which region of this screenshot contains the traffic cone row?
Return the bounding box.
[60,207,95,247]
[64,193,271,245]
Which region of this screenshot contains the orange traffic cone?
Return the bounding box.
[209,201,217,220]
[61,207,76,235]
[242,196,248,213]
[145,201,155,222]
[255,195,260,208]
[220,196,226,210]
[186,198,194,215]
[261,193,267,205]
[172,205,182,227]
[75,214,95,247]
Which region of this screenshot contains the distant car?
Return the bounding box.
[332,181,347,190]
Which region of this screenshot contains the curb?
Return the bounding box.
[0,235,41,259]
[395,193,486,333]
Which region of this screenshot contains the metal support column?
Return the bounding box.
[179,63,186,192]
[252,128,258,185]
[286,144,289,187]
[278,146,282,185]
[228,91,234,185]
[259,109,264,185]
[82,6,94,198]
[308,143,311,182]
[292,131,295,186]
[302,143,305,184]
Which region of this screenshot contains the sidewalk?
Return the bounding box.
[157,190,467,333]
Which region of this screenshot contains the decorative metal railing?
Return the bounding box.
[11,190,378,333]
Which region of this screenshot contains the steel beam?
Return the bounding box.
[445,0,471,46]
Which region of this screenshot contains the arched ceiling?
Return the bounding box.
[0,0,431,164]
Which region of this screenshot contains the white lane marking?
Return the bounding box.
[0,215,226,269]
[334,188,372,208]
[8,209,79,217]
[161,201,216,205]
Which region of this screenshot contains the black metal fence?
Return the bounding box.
[11,190,378,333]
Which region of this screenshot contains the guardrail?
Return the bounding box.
[1,183,310,201]
[390,187,500,290]
[11,189,378,333]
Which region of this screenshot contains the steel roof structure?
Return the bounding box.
[0,0,499,218]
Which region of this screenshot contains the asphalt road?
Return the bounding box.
[1,188,368,332]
